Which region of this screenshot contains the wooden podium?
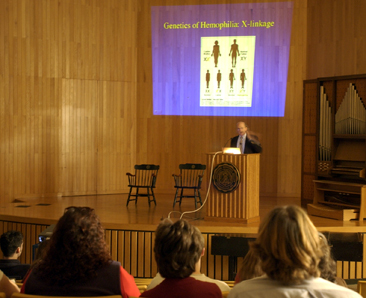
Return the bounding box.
[205,153,260,223]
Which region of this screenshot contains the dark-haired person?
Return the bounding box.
[146,224,230,292]
[21,206,140,298]
[228,205,361,298]
[141,219,222,298]
[23,239,50,279]
[0,231,30,280]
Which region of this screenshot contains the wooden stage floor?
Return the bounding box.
[1,193,366,234]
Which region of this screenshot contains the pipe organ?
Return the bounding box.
[319,86,332,162]
[302,75,366,281]
[317,82,366,182]
[303,75,366,221]
[335,84,366,135]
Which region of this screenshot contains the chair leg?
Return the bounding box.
[151,188,157,206]
[147,188,151,206]
[135,187,139,204]
[194,189,197,209]
[179,189,184,206]
[173,188,179,207]
[126,187,133,206]
[197,189,203,205]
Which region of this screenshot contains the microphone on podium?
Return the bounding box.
[223,137,232,147]
[222,137,241,154]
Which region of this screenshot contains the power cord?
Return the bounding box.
[167,151,222,220]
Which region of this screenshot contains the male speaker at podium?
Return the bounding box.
[230,121,262,154]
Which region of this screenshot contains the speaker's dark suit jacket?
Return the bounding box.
[230,135,262,153]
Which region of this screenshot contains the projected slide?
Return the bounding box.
[151,2,293,117]
[200,36,255,107]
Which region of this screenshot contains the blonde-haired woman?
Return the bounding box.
[228,205,361,298]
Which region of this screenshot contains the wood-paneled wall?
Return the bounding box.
[0,0,137,200]
[307,0,366,79]
[1,0,308,201]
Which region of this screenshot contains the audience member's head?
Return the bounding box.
[235,248,264,283]
[27,239,50,278]
[33,206,111,285]
[318,232,336,282]
[235,229,348,287]
[34,239,50,262]
[318,232,348,287]
[251,205,323,285]
[154,219,204,279]
[0,231,24,259]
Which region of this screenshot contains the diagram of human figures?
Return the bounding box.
[200,36,256,107]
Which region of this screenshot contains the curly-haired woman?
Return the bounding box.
[21,206,140,297]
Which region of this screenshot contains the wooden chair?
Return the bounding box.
[126,164,159,206]
[172,163,206,208]
[137,285,147,293]
[358,280,366,297]
[223,280,235,288]
[11,295,122,298]
[15,280,23,288]
[134,278,153,285]
[222,291,230,298]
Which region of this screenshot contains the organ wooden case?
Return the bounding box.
[302,75,366,221]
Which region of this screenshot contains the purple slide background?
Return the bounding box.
[151,2,293,117]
